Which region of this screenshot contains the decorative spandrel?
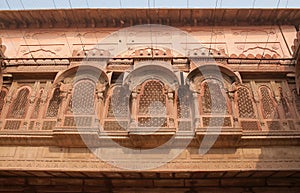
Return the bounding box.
[7,87,30,119]
[237,87,256,119]
[259,86,278,119]
[107,86,129,118]
[138,80,166,116]
[46,88,61,118]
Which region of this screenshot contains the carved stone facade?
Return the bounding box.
[0,8,299,193]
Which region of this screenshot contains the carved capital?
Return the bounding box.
[167,92,174,100]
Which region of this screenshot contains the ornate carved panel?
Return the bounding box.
[177,87,191,119]
[106,86,129,118]
[259,86,279,119]
[137,80,168,128]
[0,88,8,115]
[202,117,232,127]
[45,88,61,118]
[7,87,30,119]
[237,87,256,119]
[138,80,166,116]
[42,121,56,130]
[63,116,93,127]
[3,120,21,130]
[293,90,300,117]
[31,89,43,119]
[200,80,228,114]
[279,87,291,119]
[103,121,128,131]
[72,80,95,115]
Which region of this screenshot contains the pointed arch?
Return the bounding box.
[259,86,279,119]
[45,87,61,118]
[7,87,30,119]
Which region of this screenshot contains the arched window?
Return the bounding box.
[0,87,8,115]
[107,86,129,118]
[259,86,278,119]
[45,88,61,118]
[63,80,95,127]
[200,80,228,114]
[236,86,260,131]
[259,86,280,131]
[7,87,30,119]
[237,86,256,119]
[138,80,166,116]
[72,80,95,115]
[31,89,43,119]
[137,80,168,127]
[103,85,129,131]
[198,79,232,128]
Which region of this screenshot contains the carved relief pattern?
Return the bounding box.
[103,121,128,131]
[237,87,256,118]
[107,86,129,118]
[279,87,290,118]
[3,120,21,130]
[7,88,30,119]
[293,91,300,116]
[31,89,43,119]
[138,117,168,127]
[42,121,56,130]
[202,117,232,127]
[63,116,92,127]
[260,86,278,119]
[241,121,260,131]
[0,88,7,115]
[46,88,61,118]
[201,81,227,114]
[138,80,166,116]
[177,87,191,119]
[72,80,95,115]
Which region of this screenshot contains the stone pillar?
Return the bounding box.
[96,89,105,127]
[192,92,200,128]
[167,91,175,128]
[227,83,239,128]
[130,91,138,127]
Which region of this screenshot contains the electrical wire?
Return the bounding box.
[51,0,73,57]
[19,0,48,59]
[68,0,86,54]
[259,0,281,65]
[209,0,219,54]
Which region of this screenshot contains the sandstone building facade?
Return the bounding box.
[0,8,299,193]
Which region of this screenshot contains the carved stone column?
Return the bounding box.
[227,83,239,128]
[167,91,175,128]
[130,91,138,127]
[95,87,105,127]
[192,92,200,128]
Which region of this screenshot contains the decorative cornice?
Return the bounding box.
[0,9,299,29]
